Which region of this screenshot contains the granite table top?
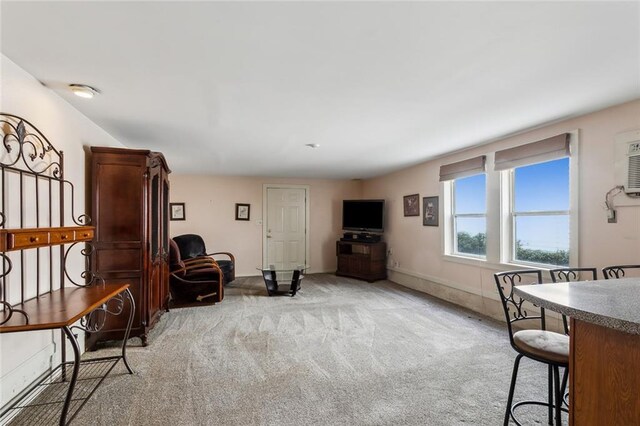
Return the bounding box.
[513,278,640,335]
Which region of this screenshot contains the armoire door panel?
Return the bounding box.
[96,248,141,271]
[95,163,143,242]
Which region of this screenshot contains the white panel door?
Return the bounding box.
[265,187,307,269]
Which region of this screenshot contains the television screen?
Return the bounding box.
[342,200,385,232]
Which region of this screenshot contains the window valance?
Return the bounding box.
[439,155,486,182]
[494,133,571,171]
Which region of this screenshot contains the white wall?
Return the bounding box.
[169,175,362,276]
[0,55,124,406]
[362,99,640,322]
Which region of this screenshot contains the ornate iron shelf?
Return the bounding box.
[0,113,135,425]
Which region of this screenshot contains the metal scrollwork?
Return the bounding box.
[0,252,12,279]
[612,267,625,278]
[498,274,530,322]
[63,242,104,287]
[0,254,28,326]
[0,301,30,326]
[602,265,640,279]
[72,293,126,333]
[62,179,92,226]
[603,266,627,279]
[555,270,578,282]
[0,114,62,178]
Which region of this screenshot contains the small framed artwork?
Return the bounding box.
[403,194,420,217]
[423,196,439,226]
[170,202,186,221]
[235,203,250,221]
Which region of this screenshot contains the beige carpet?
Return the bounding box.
[74,274,553,425]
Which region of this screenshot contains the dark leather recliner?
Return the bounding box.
[169,239,223,303]
[172,234,235,285]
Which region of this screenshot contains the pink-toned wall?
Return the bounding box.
[362,99,640,319]
[168,100,639,322]
[169,175,362,276]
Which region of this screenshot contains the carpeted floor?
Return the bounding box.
[75,274,554,425]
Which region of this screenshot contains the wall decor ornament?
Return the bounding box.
[423,196,439,226]
[170,202,186,221]
[403,194,420,217]
[235,203,250,221]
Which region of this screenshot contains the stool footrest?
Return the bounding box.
[510,400,569,426]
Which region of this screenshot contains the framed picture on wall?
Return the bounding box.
[235,203,250,221]
[403,194,420,217]
[170,202,186,221]
[423,196,439,226]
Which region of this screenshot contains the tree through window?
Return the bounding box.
[453,173,486,257]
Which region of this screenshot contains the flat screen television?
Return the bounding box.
[342,199,385,233]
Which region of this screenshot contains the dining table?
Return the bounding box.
[514,278,640,425]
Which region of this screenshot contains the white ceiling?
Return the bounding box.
[2,1,639,179]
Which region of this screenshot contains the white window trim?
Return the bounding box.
[569,131,580,267]
[443,130,580,270]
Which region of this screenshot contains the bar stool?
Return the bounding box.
[494,270,569,426]
[602,264,640,279]
[549,267,598,406]
[550,267,598,334]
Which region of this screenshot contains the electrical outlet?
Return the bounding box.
[608,210,617,224]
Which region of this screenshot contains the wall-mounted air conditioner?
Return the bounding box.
[623,141,640,194]
[615,130,640,198]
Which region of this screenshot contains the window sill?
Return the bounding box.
[442,254,494,269]
[442,253,568,276]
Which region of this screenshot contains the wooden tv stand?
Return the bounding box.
[336,240,387,282]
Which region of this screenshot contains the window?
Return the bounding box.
[439,155,487,260]
[510,157,570,266]
[453,174,486,257]
[442,133,577,268]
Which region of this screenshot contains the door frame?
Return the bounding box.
[262,184,310,268]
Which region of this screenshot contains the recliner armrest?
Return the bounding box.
[207,252,235,263]
[183,257,219,268]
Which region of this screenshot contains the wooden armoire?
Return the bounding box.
[88,147,171,348]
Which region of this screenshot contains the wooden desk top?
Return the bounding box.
[0,283,129,333]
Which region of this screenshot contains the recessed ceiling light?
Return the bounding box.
[69,84,100,99]
[305,143,320,149]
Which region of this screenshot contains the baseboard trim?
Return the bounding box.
[387,265,487,298]
[386,267,564,331]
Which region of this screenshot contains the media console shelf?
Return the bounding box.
[336,240,387,282]
[0,114,134,426]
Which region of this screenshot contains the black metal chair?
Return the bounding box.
[602,264,640,279]
[549,268,598,334]
[549,268,598,407]
[494,270,569,426]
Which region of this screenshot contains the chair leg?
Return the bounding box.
[560,367,569,407]
[553,366,562,425]
[548,365,553,425]
[504,354,523,426]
